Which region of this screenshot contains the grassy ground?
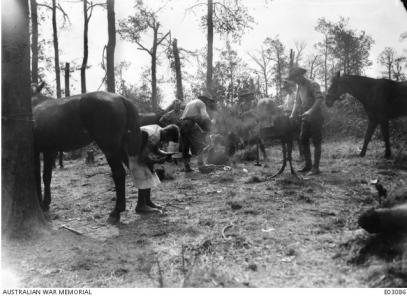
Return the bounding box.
[2,138,407,288]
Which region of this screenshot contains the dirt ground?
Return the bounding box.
[2,138,407,288]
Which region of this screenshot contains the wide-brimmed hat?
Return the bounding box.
[198,90,215,103]
[286,67,307,80]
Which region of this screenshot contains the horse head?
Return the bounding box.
[31,81,52,107]
[326,71,345,107]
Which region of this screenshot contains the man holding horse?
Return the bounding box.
[288,66,324,175]
[179,91,217,172]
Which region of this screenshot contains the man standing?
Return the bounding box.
[288,67,324,175]
[180,91,217,172]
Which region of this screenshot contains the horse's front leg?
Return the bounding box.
[380,120,391,158]
[106,153,126,224]
[259,138,267,161]
[287,139,296,175]
[360,120,378,157]
[42,151,57,210]
[269,140,287,178]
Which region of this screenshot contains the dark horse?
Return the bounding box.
[32,84,142,223]
[326,72,407,158]
[237,98,299,177]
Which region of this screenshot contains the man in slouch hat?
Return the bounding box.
[287,66,324,175]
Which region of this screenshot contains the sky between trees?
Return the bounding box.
[36,0,407,107]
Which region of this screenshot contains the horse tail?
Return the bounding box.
[34,149,43,204]
[122,97,142,158]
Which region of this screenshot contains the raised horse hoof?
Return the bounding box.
[107,211,121,224]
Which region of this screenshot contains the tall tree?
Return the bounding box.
[248,46,273,97]
[329,17,374,75]
[52,0,61,97]
[264,36,287,103]
[118,5,170,111]
[37,0,69,97]
[315,18,335,91]
[30,0,39,84]
[294,40,307,66]
[393,56,407,81]
[206,0,214,93]
[189,0,253,94]
[106,0,116,93]
[2,0,46,237]
[81,1,105,93]
[378,47,396,79]
[172,38,184,100]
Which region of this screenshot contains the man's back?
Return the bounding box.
[181,99,210,121]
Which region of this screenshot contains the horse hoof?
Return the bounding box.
[107,211,120,224]
[107,215,120,224]
[359,152,366,157]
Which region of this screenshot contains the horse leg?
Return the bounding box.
[297,137,304,162]
[106,152,127,224]
[42,151,57,210]
[58,152,64,168]
[270,140,287,178]
[287,139,296,175]
[360,120,378,157]
[380,121,391,158]
[259,138,267,161]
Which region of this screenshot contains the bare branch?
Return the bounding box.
[135,41,152,55]
[157,31,170,46]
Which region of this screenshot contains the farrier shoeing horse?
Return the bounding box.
[32,83,143,223]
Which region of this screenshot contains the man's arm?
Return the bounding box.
[199,101,211,120]
[304,82,323,116]
[290,86,300,118]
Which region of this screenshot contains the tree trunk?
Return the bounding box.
[106,0,116,93]
[172,38,183,100]
[263,69,268,97]
[324,38,328,91]
[151,27,158,112]
[206,0,213,93]
[30,0,39,84]
[52,0,61,98]
[2,0,46,238]
[64,62,70,97]
[81,0,89,94]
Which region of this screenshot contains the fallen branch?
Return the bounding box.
[60,225,83,235]
[222,223,233,240]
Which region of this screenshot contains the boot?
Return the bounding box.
[183,157,193,172]
[136,189,160,214]
[307,144,321,176]
[197,154,204,167]
[144,189,163,210]
[298,142,312,173]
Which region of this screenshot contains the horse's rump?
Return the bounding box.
[33,95,92,152]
